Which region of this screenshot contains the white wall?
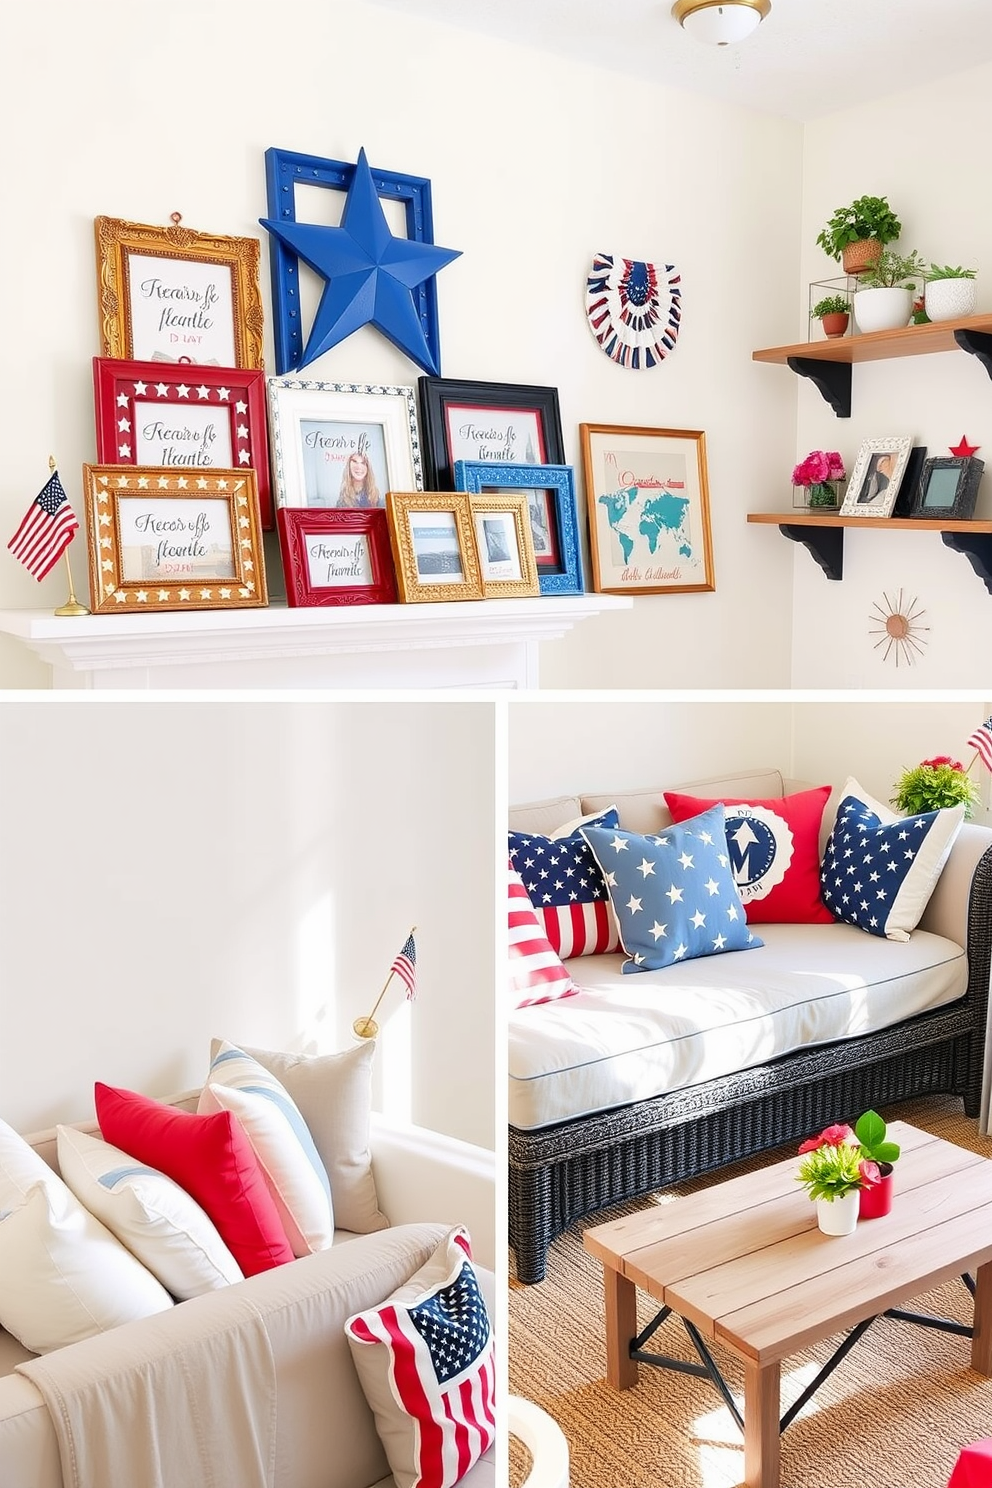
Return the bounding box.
[0,698,496,1148]
[508,695,992,826]
[0,0,802,688]
[792,63,992,686]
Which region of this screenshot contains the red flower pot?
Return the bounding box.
[858,1165,894,1219]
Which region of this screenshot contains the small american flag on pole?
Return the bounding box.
[390,930,417,1000]
[8,469,79,581]
[967,716,992,773]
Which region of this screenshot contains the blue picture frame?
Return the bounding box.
[453,461,585,596]
[263,147,445,376]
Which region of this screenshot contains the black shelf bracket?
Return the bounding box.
[786,356,852,419]
[954,329,992,384]
[778,523,844,580]
[941,530,992,595]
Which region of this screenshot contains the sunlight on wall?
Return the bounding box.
[378,997,413,1125]
[295,890,337,1052]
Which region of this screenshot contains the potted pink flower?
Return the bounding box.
[792,449,846,508]
[796,1122,881,1235]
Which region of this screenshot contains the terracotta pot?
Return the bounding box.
[842,238,883,276]
[858,1164,894,1219]
[820,311,850,339]
[816,1191,859,1235]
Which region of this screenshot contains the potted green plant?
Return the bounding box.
[891,756,980,819]
[925,263,978,323]
[816,194,902,276]
[811,293,851,339]
[852,249,927,333]
[796,1122,880,1235]
[853,1110,901,1220]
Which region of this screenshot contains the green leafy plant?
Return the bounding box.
[854,1110,901,1168]
[856,249,927,291]
[816,195,902,262]
[796,1141,867,1202]
[891,757,980,818]
[927,263,977,280]
[812,294,851,317]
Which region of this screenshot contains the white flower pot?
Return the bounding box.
[853,286,913,334]
[816,1191,860,1236]
[925,277,977,323]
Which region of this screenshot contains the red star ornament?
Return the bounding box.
[950,435,980,457]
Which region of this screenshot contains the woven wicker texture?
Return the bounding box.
[509,1094,992,1488]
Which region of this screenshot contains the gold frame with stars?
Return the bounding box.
[82,465,268,614]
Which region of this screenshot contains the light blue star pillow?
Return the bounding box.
[820,777,965,941]
[581,806,763,973]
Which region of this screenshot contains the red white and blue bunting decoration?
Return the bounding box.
[585,252,681,370]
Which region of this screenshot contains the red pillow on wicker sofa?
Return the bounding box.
[508,862,578,1008]
[663,785,834,924]
[94,1082,293,1277]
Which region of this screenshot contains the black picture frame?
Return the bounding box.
[908,455,984,519]
[417,377,565,490]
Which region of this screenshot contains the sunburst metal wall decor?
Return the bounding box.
[868,589,930,667]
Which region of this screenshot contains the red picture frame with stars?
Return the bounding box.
[92,357,273,529]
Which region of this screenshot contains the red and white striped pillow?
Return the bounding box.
[508,808,620,957]
[508,863,578,1009]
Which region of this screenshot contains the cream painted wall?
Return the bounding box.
[508,695,992,825]
[793,64,992,686]
[0,698,496,1148]
[0,0,801,688]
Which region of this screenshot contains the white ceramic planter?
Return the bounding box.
[815,1191,859,1236]
[925,277,977,323]
[853,286,913,334]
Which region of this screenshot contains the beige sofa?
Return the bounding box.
[509,766,992,1282]
[0,1098,497,1488]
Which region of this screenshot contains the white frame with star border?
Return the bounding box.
[82,465,267,614]
[267,378,423,510]
[94,215,264,369]
[580,423,715,595]
[92,358,274,530]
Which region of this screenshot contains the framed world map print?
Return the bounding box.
[580,424,715,595]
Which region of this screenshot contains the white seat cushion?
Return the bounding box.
[508,920,968,1129]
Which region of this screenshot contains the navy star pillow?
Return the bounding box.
[581,806,762,973]
[820,777,965,941]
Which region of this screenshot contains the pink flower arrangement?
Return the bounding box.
[921,755,964,771]
[792,450,846,487]
[796,1122,881,1192]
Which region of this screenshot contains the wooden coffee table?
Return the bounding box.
[584,1121,992,1488]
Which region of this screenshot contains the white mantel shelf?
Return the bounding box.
[0,595,631,690]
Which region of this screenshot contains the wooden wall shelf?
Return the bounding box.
[746,512,992,590]
[752,314,992,417]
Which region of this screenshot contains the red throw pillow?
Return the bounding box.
[508,862,579,1008]
[94,1083,294,1276]
[663,785,834,924]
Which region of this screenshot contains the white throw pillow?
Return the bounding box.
[198,1040,334,1256]
[0,1118,173,1354]
[57,1125,243,1299]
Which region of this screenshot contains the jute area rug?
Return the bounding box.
[508,1096,992,1488]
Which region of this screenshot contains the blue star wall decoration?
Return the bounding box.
[261,147,461,376]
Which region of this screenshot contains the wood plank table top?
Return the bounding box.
[584,1122,992,1364]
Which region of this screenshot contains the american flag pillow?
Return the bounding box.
[345,1226,495,1488]
[508,863,578,1008]
[508,807,621,956]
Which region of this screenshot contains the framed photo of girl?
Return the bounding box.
[267,379,423,511]
[839,436,913,518]
[580,424,715,595]
[418,377,565,490]
[94,214,264,369]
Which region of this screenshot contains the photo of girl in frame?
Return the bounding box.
[300,420,388,508]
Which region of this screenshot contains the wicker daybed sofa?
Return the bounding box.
[508,767,992,1284]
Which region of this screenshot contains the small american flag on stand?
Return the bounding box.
[967,717,992,773]
[8,469,79,581]
[390,930,417,1000]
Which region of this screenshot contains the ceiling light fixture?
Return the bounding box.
[671,0,770,46]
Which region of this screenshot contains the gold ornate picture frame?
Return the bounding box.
[385,491,483,603]
[469,493,540,597]
[83,465,267,613]
[94,214,264,369]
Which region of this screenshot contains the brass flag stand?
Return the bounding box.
[49,458,89,616]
